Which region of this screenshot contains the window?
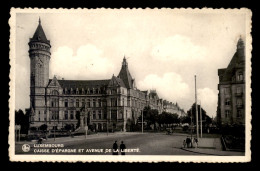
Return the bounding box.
[76,99,79,107]
[225,110,230,118]
[111,110,117,120]
[123,98,125,106]
[44,110,46,114]
[237,72,244,81]
[86,99,90,107]
[82,99,85,107]
[39,117,40,121]
[225,98,230,106]
[98,99,101,107]
[82,88,85,94]
[104,111,107,119]
[64,111,68,120]
[70,111,74,119]
[237,87,242,94]
[224,88,230,95]
[51,98,59,107]
[69,99,74,107]
[111,98,117,107]
[39,111,40,115]
[93,111,96,119]
[98,110,102,119]
[76,88,79,95]
[64,99,68,107]
[237,110,242,118]
[70,88,73,94]
[93,99,96,107]
[237,98,243,106]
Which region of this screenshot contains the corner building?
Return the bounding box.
[28,20,185,132]
[217,37,245,126]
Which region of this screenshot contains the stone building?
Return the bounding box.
[217,37,245,126]
[163,101,186,117]
[28,19,185,132]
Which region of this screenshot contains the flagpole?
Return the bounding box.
[195,75,199,139]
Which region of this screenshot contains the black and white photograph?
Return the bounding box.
[9,8,252,162]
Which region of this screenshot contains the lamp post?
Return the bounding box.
[200,100,202,138]
[141,110,143,134]
[54,113,56,142]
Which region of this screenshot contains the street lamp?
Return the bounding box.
[199,100,202,138]
[141,110,143,133]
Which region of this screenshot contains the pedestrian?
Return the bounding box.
[194,138,198,148]
[183,140,186,148]
[112,140,118,155]
[120,141,126,155]
[186,136,190,148]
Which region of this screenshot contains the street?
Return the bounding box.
[16,132,204,155]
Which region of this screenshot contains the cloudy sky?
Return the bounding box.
[14,9,248,117]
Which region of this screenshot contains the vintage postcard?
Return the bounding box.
[9,8,252,162]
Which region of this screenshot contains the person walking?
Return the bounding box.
[183,140,186,148]
[186,136,190,148]
[112,140,118,155]
[194,138,198,148]
[120,141,126,155]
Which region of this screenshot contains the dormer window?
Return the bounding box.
[237,72,244,81]
[87,88,90,94]
[70,88,73,94]
[82,88,85,94]
[76,88,79,95]
[93,88,95,94]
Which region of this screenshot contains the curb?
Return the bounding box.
[180,147,224,156]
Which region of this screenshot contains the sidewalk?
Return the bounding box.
[181,138,245,156]
[16,132,142,145]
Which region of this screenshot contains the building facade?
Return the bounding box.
[217,37,245,126]
[28,19,186,132]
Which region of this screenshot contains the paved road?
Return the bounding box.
[16,133,202,155]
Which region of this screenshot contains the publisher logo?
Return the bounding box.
[22,144,30,152]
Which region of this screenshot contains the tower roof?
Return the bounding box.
[117,57,133,88]
[30,18,50,44]
[220,37,245,82]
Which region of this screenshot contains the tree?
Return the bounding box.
[15,109,29,134]
[139,106,159,131]
[39,124,47,131]
[187,103,212,126]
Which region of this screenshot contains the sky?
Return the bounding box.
[14,9,248,118]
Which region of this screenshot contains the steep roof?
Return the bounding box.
[108,75,126,88]
[30,18,50,44]
[117,57,133,89]
[220,38,245,82]
[48,79,111,89]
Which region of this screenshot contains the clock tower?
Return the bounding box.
[28,18,51,116]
